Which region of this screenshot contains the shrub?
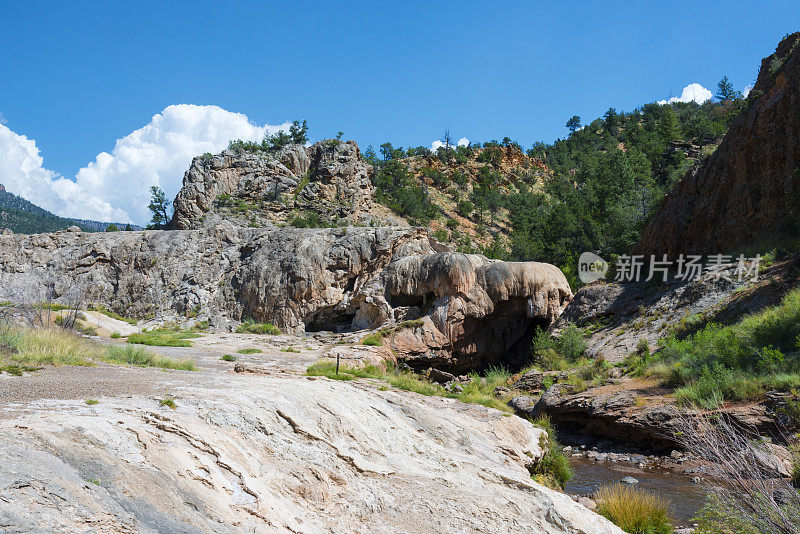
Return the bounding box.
[110,332,122,339]
[236,319,282,335]
[594,483,672,534]
[221,354,236,362]
[160,398,176,409]
[85,399,99,405]
[528,415,573,489]
[237,348,262,354]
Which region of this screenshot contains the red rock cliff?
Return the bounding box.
[636,33,800,257]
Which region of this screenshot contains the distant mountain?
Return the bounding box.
[0,186,141,234]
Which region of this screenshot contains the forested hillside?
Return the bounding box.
[367,90,747,286]
[0,188,138,234]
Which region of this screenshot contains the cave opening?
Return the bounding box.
[304,308,356,333]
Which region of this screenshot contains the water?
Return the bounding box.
[565,456,707,525]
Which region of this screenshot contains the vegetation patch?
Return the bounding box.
[127,331,200,347]
[632,287,800,407]
[104,345,196,371]
[159,398,176,409]
[221,354,236,362]
[237,348,262,354]
[594,483,672,534]
[527,415,573,490]
[88,304,137,325]
[305,361,512,412]
[236,319,282,335]
[0,326,103,366]
[85,399,99,405]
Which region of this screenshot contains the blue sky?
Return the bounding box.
[1,1,798,223]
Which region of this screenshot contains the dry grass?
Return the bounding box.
[1,326,103,366]
[0,325,195,371]
[594,483,672,534]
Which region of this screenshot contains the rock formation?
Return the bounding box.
[0,225,571,371]
[0,367,622,532]
[171,140,403,229]
[636,33,800,257]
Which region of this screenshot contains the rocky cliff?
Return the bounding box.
[171,140,403,229]
[0,225,571,371]
[636,33,800,257]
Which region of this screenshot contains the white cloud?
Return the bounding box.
[0,105,289,224]
[743,84,753,98]
[430,137,469,152]
[657,83,713,105]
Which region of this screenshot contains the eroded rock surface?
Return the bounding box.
[171,141,403,229]
[0,226,571,371]
[0,373,621,533]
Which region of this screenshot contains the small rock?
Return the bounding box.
[621,476,639,485]
[691,476,701,483]
[427,368,457,384]
[66,225,81,232]
[452,384,463,393]
[233,364,245,373]
[494,386,510,397]
[670,450,684,459]
[576,496,597,511]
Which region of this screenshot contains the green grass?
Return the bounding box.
[127,331,200,347]
[85,399,99,405]
[0,364,41,376]
[221,354,236,362]
[110,332,122,339]
[160,398,176,409]
[362,333,383,346]
[594,483,672,534]
[637,287,800,407]
[305,361,512,411]
[528,415,574,489]
[236,319,282,335]
[103,345,196,371]
[237,348,262,354]
[280,347,300,353]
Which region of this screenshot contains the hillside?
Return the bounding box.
[367,98,736,285]
[0,187,140,234]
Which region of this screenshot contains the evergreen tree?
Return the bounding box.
[715,76,739,102]
[148,186,171,228]
[566,115,582,133]
[289,120,309,144]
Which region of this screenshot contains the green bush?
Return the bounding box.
[528,415,573,489]
[237,348,262,354]
[221,354,236,362]
[644,287,800,407]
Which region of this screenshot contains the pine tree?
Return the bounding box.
[148,186,171,228]
[566,115,581,133]
[715,76,739,102]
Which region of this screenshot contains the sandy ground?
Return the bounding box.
[0,331,338,416]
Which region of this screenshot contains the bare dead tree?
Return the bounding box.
[675,415,800,533]
[442,129,452,152]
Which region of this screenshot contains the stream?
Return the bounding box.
[565,456,707,526]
